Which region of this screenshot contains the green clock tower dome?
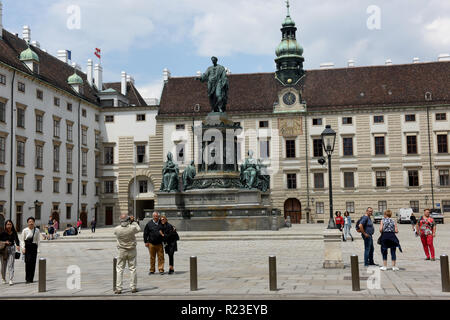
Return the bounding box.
[275,0,305,86]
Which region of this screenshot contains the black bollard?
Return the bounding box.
[190,256,198,291]
[351,255,360,291]
[38,258,46,293]
[113,257,117,292]
[440,255,450,292]
[269,256,277,291]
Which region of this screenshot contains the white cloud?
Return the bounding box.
[137,79,164,100]
[424,17,450,47]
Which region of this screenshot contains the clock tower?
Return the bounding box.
[275,0,305,86]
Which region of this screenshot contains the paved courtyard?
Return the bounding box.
[1,223,450,299]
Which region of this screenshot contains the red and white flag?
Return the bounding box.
[94,48,101,59]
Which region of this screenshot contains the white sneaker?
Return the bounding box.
[380,266,387,271]
[392,267,399,271]
[9,280,13,286]
[1,279,6,284]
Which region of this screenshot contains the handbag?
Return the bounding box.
[15,252,21,259]
[377,232,382,245]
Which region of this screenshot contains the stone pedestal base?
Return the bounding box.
[323,229,344,269]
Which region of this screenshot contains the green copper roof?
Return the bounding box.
[19,47,39,62]
[101,88,117,93]
[67,72,83,85]
[282,15,295,27]
[275,38,303,57]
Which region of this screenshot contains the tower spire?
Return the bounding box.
[286,0,290,16]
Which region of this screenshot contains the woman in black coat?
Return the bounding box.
[159,216,179,274]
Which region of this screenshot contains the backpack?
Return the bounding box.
[355,216,366,233]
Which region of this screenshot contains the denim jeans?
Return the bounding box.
[362,234,374,266]
[381,246,396,261]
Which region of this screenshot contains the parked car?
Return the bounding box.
[373,211,383,224]
[397,208,413,224]
[430,208,444,224]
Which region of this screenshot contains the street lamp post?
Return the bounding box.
[321,125,337,230]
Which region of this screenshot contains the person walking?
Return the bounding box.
[91,218,96,233]
[159,216,179,274]
[410,213,418,236]
[0,220,20,285]
[53,219,59,239]
[416,208,436,261]
[113,215,141,294]
[144,212,165,275]
[48,218,54,240]
[343,211,354,241]
[76,219,82,234]
[359,207,377,267]
[378,210,402,271]
[21,217,40,284]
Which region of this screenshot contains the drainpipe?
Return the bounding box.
[426,106,435,209]
[77,99,81,219]
[9,70,16,220]
[305,111,310,223]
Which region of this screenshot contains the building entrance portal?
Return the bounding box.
[135,200,154,220]
[284,198,302,224]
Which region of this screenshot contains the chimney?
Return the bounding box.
[22,25,31,44]
[126,74,135,85]
[31,41,40,48]
[71,62,81,71]
[347,59,355,67]
[413,57,420,64]
[121,71,127,96]
[196,71,201,77]
[438,53,450,62]
[385,59,393,65]
[320,62,334,69]
[163,68,171,82]
[86,59,93,86]
[225,68,231,75]
[94,63,103,90]
[0,2,3,40]
[57,50,68,63]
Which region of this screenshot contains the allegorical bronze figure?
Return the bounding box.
[197,56,229,113]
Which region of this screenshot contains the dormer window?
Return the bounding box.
[19,47,40,75]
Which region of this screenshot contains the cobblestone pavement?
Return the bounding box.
[1,223,450,299]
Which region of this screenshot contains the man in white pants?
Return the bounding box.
[113,214,141,294]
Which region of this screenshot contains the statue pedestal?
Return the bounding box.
[323,229,344,269]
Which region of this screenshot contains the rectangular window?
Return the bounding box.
[344,172,355,188]
[82,183,87,196]
[36,89,43,100]
[54,97,60,107]
[0,137,5,163]
[410,200,419,213]
[53,180,59,193]
[405,114,416,122]
[67,103,72,112]
[0,174,4,189]
[346,202,355,214]
[287,174,297,189]
[82,128,87,145]
[17,141,25,166]
[375,136,385,155]
[342,117,353,125]
[0,101,5,122]
[408,170,419,187]
[376,171,386,187]
[95,184,100,196]
[17,108,25,128]
[312,118,322,126]
[439,169,449,186]
[378,201,387,213]
[67,148,73,174]
[35,145,43,169]
[53,119,60,138]
[139,180,148,193]
[406,136,418,154]
[260,140,270,159]
[95,133,100,149]
[104,146,114,164]
[35,114,43,133]
[176,124,185,130]
[374,115,384,123]
[137,114,146,121]
[82,109,87,117]
[343,137,353,156]
[101,99,114,107]
[316,202,324,214]
[313,139,323,157]
[285,140,296,158]
[66,206,71,220]
[0,74,6,85]
[67,123,73,142]
[18,82,25,93]
[35,178,42,192]
[176,143,185,163]
[35,204,41,220]
[16,176,24,190]
[95,155,100,178]
[259,121,269,128]
[95,114,99,122]
[137,145,146,163]
[67,181,72,194]
[314,173,324,189]
[436,113,447,121]
[82,151,87,176]
[53,145,60,172]
[105,181,114,194]
[437,135,448,153]
[443,201,450,213]
[105,115,114,122]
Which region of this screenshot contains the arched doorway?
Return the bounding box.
[284,198,302,224]
[80,205,88,228]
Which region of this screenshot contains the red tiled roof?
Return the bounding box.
[158,61,450,117]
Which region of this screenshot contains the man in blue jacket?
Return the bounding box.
[144,212,164,275]
[359,207,377,267]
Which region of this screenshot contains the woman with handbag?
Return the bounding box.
[0,220,21,285]
[159,216,179,274]
[21,217,40,283]
[378,210,402,271]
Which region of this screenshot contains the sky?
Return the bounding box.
[3,0,450,100]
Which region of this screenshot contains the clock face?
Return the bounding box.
[283,92,296,106]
